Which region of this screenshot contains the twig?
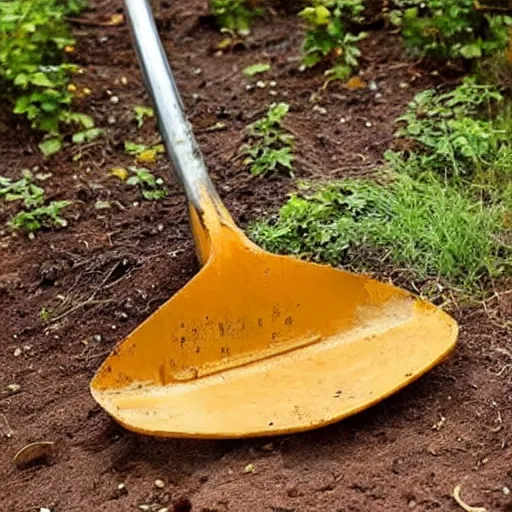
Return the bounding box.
[474,2,512,13]
[49,262,120,323]
[0,414,13,438]
[452,485,487,512]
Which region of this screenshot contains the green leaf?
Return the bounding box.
[133,105,154,128]
[459,44,482,59]
[243,63,271,77]
[72,128,103,144]
[39,138,62,157]
[30,72,55,87]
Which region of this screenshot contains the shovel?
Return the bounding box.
[90,0,458,438]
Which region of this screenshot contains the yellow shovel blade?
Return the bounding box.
[90,224,458,438]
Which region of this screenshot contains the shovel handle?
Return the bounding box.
[123,0,223,213]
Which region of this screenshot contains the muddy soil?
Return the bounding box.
[1,1,511,511]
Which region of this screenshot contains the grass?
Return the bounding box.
[249,173,510,292]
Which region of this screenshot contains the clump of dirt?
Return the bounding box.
[1,1,511,511]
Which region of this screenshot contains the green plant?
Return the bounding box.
[209,0,263,36]
[249,173,510,291]
[126,166,168,200]
[243,63,271,77]
[394,0,512,61]
[389,76,512,198]
[10,201,71,232]
[133,105,154,128]
[0,0,94,155]
[0,170,72,233]
[0,171,45,208]
[241,103,294,177]
[298,0,367,80]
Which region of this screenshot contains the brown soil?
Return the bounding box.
[1,1,511,511]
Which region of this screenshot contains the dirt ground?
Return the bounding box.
[1,1,511,511]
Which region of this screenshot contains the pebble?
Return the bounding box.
[156,508,168,512]
[110,95,120,104]
[269,80,277,87]
[120,76,128,85]
[375,92,383,100]
[245,84,254,91]
[244,463,255,473]
[269,90,277,96]
[94,334,103,343]
[7,384,21,394]
[365,121,373,127]
[340,117,347,124]
[138,506,150,512]
[108,115,117,125]
[157,224,164,232]
[368,80,378,91]
[312,105,327,115]
[399,82,409,89]
[503,487,510,496]
[193,68,202,75]
[40,508,51,512]
[13,348,22,357]
[154,479,165,489]
[408,499,416,508]
[256,80,266,88]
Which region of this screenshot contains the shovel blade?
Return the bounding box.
[90,238,457,438]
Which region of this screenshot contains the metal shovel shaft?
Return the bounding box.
[123,0,222,212]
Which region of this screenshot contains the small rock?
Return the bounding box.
[340,117,347,124]
[368,80,378,91]
[110,95,120,104]
[399,82,409,89]
[99,35,108,43]
[262,443,274,452]
[107,115,117,125]
[157,508,168,512]
[94,334,103,343]
[192,93,200,100]
[244,463,255,473]
[133,201,140,207]
[193,67,202,75]
[503,487,510,496]
[408,499,416,508]
[312,105,327,115]
[138,506,150,512]
[120,76,128,85]
[13,348,22,357]
[269,80,277,87]
[111,325,117,330]
[40,508,52,512]
[245,84,253,91]
[256,80,266,88]
[365,121,373,127]
[157,223,164,232]
[375,92,383,100]
[155,478,165,489]
[269,90,277,96]
[6,384,21,394]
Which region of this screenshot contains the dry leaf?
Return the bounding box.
[107,13,124,26]
[344,76,367,90]
[136,149,157,164]
[14,441,55,469]
[109,167,128,181]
